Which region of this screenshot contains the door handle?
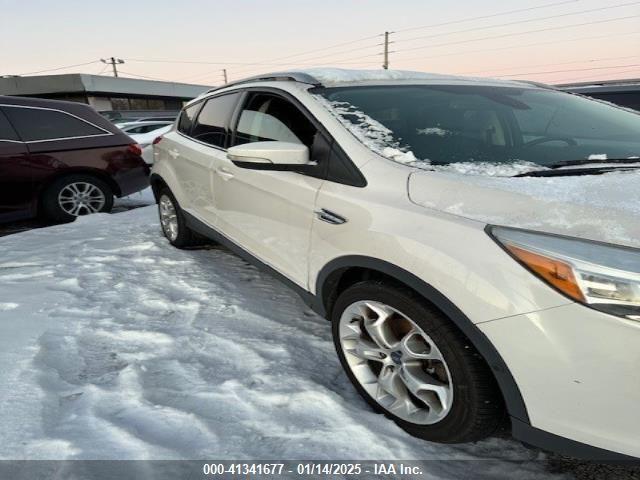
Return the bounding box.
[218,166,235,180]
[315,209,347,225]
[169,149,180,159]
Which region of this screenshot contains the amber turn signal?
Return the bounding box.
[506,244,585,302]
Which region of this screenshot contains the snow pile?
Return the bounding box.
[0,207,560,477]
[113,187,156,211]
[409,169,640,248]
[433,161,545,177]
[460,170,640,217]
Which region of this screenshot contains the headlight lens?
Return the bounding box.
[490,226,640,320]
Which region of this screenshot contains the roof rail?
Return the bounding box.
[514,79,557,90]
[206,71,321,94]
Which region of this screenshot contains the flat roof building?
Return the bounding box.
[0,74,212,112]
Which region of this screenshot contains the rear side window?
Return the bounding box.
[3,107,107,142]
[191,93,241,148]
[0,110,19,141]
[177,103,200,135]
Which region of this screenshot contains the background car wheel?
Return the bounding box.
[41,174,114,224]
[332,280,504,443]
[157,188,203,249]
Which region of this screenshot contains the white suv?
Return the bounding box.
[151,69,640,461]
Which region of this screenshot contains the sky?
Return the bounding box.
[1,0,639,86]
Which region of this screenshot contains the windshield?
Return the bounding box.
[315,85,640,168]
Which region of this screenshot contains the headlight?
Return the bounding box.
[489,226,640,320]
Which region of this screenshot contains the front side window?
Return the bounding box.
[2,107,107,142]
[315,85,640,168]
[190,93,241,148]
[177,103,200,136]
[233,93,317,148]
[0,110,19,141]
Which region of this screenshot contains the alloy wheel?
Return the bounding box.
[57,182,106,217]
[159,194,179,241]
[339,300,454,425]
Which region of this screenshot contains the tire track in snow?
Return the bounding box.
[0,208,567,478]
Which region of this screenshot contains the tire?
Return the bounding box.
[157,187,202,248]
[332,280,504,443]
[41,174,114,224]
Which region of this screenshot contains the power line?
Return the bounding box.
[227,41,384,78]
[393,0,581,33]
[117,70,170,81]
[394,1,640,44]
[494,63,640,78]
[462,54,640,75]
[260,33,383,63]
[390,14,640,56]
[390,30,640,64]
[11,60,100,76]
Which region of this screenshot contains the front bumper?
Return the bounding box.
[479,303,640,460]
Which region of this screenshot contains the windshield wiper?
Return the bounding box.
[547,158,640,168]
[516,165,640,177]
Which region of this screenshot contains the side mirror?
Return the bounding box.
[227,141,313,171]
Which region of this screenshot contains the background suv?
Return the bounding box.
[150,70,640,461]
[0,96,149,223]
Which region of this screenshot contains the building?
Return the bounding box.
[558,78,640,111]
[0,74,212,113]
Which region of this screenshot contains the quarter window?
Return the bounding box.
[177,103,200,135]
[234,93,317,148]
[191,93,241,148]
[0,110,19,141]
[2,107,107,142]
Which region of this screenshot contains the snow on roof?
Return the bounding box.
[295,68,539,88]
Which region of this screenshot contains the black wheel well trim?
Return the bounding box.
[149,173,169,201]
[314,254,530,424]
[511,418,639,462]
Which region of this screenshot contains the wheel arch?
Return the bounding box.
[36,168,121,214]
[314,254,530,424]
[149,173,169,202]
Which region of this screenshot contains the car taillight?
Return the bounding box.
[128,143,142,156]
[152,136,163,145]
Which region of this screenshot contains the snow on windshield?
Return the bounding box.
[313,95,545,177]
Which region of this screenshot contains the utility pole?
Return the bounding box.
[100,57,124,77]
[382,31,390,70]
[222,69,228,84]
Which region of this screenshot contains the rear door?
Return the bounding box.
[167,93,241,226]
[0,109,33,222]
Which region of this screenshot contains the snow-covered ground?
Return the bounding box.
[0,204,574,478]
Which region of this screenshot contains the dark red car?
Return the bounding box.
[0,95,149,224]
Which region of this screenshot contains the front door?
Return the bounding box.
[212,91,326,287]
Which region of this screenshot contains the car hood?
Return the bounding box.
[408,169,640,249]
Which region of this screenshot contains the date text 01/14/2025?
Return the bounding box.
[202,462,424,476]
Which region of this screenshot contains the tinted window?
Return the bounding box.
[318,85,640,167]
[177,103,201,135]
[191,93,240,148]
[0,110,19,141]
[3,107,107,142]
[234,93,317,148]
